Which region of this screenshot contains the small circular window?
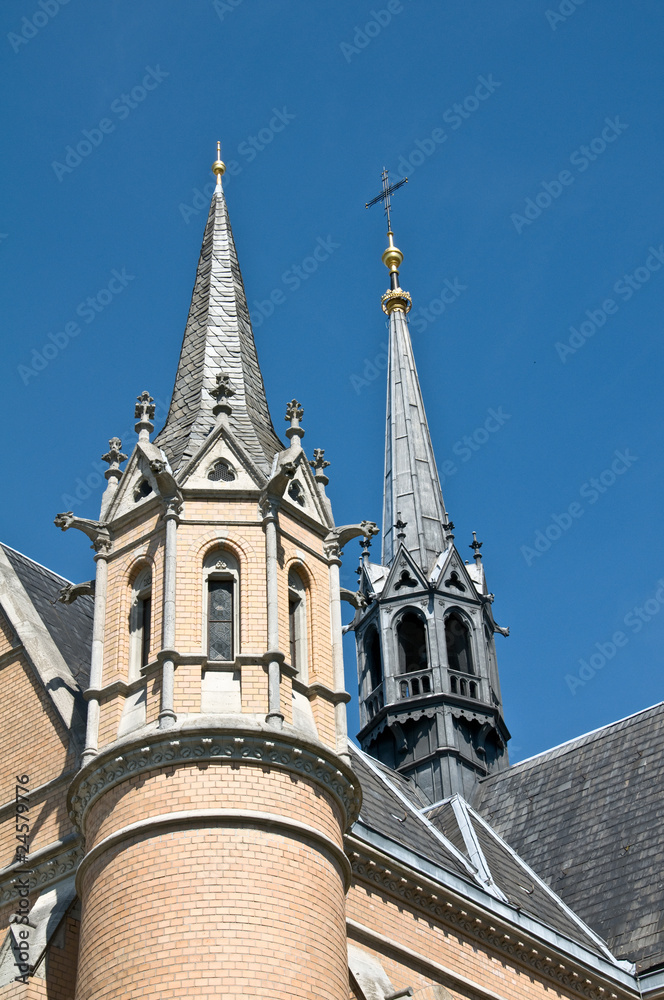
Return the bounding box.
[208,460,236,482]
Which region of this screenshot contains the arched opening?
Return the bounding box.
[397,613,428,674]
[288,568,308,682]
[129,567,152,679]
[445,613,473,674]
[204,550,240,662]
[365,627,383,692]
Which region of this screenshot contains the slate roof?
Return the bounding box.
[349,745,473,880]
[350,744,618,961]
[473,703,664,971]
[1,544,93,690]
[154,181,283,475]
[382,304,448,571]
[427,800,609,958]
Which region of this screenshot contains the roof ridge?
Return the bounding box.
[0,542,76,587]
[491,701,664,776]
[350,745,481,882]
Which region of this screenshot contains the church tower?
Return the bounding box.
[59,147,369,1000]
[352,174,510,804]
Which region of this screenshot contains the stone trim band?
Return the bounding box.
[68,724,361,832]
[76,809,352,893]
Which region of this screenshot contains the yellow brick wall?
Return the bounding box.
[0,652,76,867]
[96,493,342,746]
[347,878,588,1000]
[74,758,349,1000]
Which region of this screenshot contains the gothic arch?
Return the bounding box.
[395,608,429,675]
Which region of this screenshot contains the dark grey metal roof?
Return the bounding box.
[473,703,664,971]
[382,305,448,571]
[154,182,283,475]
[1,544,93,690]
[428,800,608,957]
[349,745,472,880]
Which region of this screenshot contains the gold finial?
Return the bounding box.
[212,140,226,183]
[382,231,404,275]
[366,168,412,313]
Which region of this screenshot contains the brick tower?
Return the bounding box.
[60,148,369,1000]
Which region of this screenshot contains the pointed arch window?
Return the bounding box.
[397,612,428,674]
[204,551,240,662]
[288,568,308,682]
[129,568,152,679]
[365,626,383,692]
[445,613,473,674]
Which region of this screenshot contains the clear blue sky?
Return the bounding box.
[2,0,663,760]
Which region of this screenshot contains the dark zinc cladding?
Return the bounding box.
[208,579,233,660]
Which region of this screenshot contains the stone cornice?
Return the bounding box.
[0,835,83,904]
[68,720,361,834]
[345,834,636,1000]
[76,809,352,894]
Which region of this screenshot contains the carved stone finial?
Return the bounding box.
[470,530,483,563]
[209,372,236,419]
[360,536,372,566]
[135,391,155,442]
[444,514,455,543]
[101,437,127,485]
[309,448,330,486]
[285,399,305,448]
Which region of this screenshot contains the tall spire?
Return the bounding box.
[367,173,448,571]
[155,142,282,474]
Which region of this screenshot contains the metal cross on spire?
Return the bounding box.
[365,167,408,233]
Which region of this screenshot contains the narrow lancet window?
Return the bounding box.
[397,613,428,674]
[129,568,152,679]
[446,613,473,674]
[208,580,234,661]
[365,627,383,691]
[203,550,240,662]
[288,569,308,681]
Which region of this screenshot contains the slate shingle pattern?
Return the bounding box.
[349,746,471,880]
[154,183,283,475]
[428,801,607,956]
[1,544,93,690]
[473,704,664,970]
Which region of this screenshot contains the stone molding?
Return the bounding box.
[75,808,352,894]
[0,837,83,905]
[68,722,361,834]
[346,839,632,1000]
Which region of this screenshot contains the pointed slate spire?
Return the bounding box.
[155,145,282,475]
[379,227,448,572]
